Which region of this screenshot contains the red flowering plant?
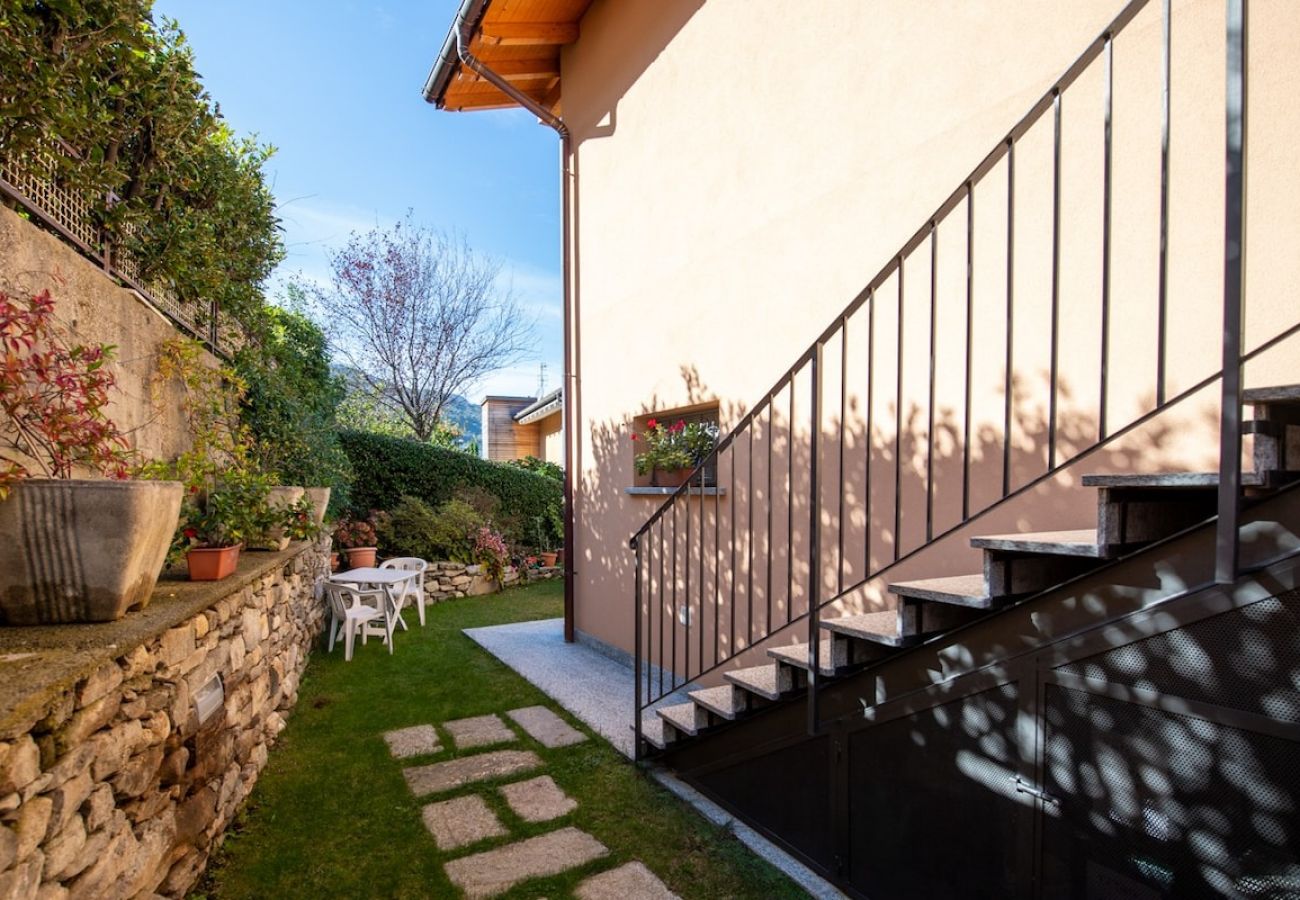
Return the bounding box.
[0,290,132,499]
[632,417,718,478]
[471,525,510,586]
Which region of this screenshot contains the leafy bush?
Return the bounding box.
[236,306,351,512]
[338,430,562,546]
[505,455,563,482]
[375,496,442,560]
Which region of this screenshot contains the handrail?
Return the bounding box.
[631,0,1263,757]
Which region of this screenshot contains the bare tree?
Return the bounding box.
[303,214,536,441]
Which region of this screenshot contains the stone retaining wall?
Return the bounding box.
[423,562,562,600]
[0,541,330,899]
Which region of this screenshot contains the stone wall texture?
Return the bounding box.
[423,562,562,601]
[0,205,214,466]
[0,542,329,899]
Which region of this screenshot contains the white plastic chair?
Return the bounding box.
[325,582,389,660]
[381,557,429,626]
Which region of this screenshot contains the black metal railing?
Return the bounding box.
[632,0,1270,756]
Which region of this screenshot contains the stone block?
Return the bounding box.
[174,787,216,846]
[443,827,608,899]
[0,850,43,900]
[383,725,440,759]
[157,748,188,788]
[402,750,541,797]
[498,776,577,823]
[420,795,506,851]
[444,715,515,750]
[45,771,92,839]
[506,706,587,748]
[43,812,87,881]
[34,694,75,736]
[89,720,144,781]
[74,664,122,710]
[0,737,40,795]
[111,744,163,799]
[81,784,113,833]
[575,862,680,900]
[55,695,121,756]
[0,822,15,871]
[159,625,195,669]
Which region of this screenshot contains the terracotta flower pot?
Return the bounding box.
[652,467,693,488]
[186,544,241,581]
[0,479,183,624]
[304,487,331,526]
[330,552,340,571]
[345,546,377,568]
[539,551,558,568]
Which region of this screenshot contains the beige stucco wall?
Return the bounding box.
[0,205,211,468]
[560,0,1300,660]
[539,410,564,465]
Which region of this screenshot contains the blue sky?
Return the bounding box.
[155,0,563,399]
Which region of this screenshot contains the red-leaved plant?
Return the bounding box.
[0,290,131,499]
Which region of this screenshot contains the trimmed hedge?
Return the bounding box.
[338,429,561,530]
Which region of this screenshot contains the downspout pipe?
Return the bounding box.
[450,14,579,643]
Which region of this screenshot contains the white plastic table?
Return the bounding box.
[329,567,419,636]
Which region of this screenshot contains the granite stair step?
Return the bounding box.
[888,573,995,608]
[687,684,747,720]
[819,610,919,646]
[1081,471,1264,489]
[656,701,709,738]
[724,664,799,701]
[1244,384,1300,405]
[638,717,672,751]
[970,529,1114,558]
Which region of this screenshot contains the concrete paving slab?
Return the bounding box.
[421,794,506,851]
[443,826,608,899]
[445,714,516,749]
[575,861,680,900]
[506,705,586,748]
[498,775,576,823]
[403,750,541,797]
[383,724,441,759]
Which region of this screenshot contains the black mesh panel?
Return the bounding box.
[1040,685,1300,899]
[847,683,1021,899]
[1054,591,1300,723]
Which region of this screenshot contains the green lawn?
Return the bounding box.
[195,579,806,899]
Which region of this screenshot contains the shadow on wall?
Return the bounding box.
[578,352,1224,692]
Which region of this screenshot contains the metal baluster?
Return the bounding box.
[838,318,848,594]
[788,382,795,623]
[926,223,938,541]
[1003,139,1015,497]
[699,463,705,672]
[672,504,679,690]
[866,289,875,572]
[1100,33,1114,440]
[747,425,754,646]
[808,341,823,735]
[894,258,904,562]
[633,538,643,757]
[685,477,691,682]
[1050,90,1062,470]
[658,518,665,698]
[1157,0,1172,407]
[963,183,974,520]
[714,452,720,668]
[730,439,736,655]
[767,401,774,634]
[1217,0,1246,584]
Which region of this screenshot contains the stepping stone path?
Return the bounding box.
[404,749,541,796]
[445,826,608,898]
[507,704,587,748]
[385,706,676,898]
[499,775,577,823]
[384,724,441,759]
[422,795,507,851]
[445,713,516,749]
[575,861,683,900]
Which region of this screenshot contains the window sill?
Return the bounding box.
[624,487,727,497]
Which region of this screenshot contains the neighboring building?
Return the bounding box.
[481,389,563,464]
[425,2,1300,895]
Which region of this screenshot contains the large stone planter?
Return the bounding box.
[251,485,305,551]
[304,487,331,526]
[0,479,183,624]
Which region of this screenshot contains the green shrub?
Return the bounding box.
[376,495,481,562]
[339,430,562,546]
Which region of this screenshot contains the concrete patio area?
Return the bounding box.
[462,617,847,900]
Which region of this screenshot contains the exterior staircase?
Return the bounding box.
[640,385,1300,753]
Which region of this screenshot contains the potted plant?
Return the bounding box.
[0,290,183,624]
[531,515,558,567]
[173,468,272,581]
[632,417,719,487]
[251,485,305,550]
[304,486,332,526]
[335,514,379,568]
